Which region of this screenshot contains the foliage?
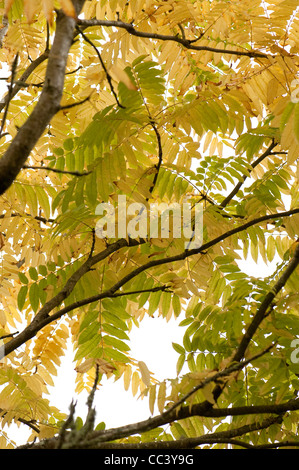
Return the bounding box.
[0,0,299,449]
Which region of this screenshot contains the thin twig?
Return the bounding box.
[23,164,91,177]
[75,26,124,108]
[0,53,19,139]
[149,121,163,194]
[164,342,276,417]
[0,50,49,114]
[59,94,91,110]
[220,140,277,208]
[0,331,19,340]
[56,400,77,449]
[77,19,270,59]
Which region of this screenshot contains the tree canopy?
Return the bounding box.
[0,0,299,450]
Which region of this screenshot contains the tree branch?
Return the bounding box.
[23,164,91,177]
[149,121,163,195]
[75,26,124,108]
[164,342,276,418]
[17,413,283,449]
[59,94,91,110]
[77,19,270,59]
[0,212,55,224]
[220,139,278,208]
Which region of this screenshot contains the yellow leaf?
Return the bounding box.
[23,0,37,23]
[123,366,131,391]
[131,370,140,396]
[4,0,14,16]
[109,64,137,90]
[138,360,151,387]
[149,384,156,415]
[202,383,216,404]
[157,381,166,414]
[59,0,77,18]
[0,311,6,326]
[38,424,57,440]
[42,0,54,25]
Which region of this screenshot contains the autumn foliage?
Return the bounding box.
[0,0,299,449]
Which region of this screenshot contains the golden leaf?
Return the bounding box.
[109,64,137,90]
[42,0,54,25]
[138,360,151,386]
[23,0,37,24]
[157,381,166,414]
[4,0,14,16]
[59,0,77,18]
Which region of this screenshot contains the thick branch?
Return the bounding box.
[17,414,283,449]
[88,415,282,449]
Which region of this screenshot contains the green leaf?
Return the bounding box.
[104,348,129,363]
[101,311,128,331]
[103,323,130,340]
[74,335,100,361]
[29,283,39,312]
[38,279,48,305]
[176,354,185,375]
[29,267,38,281]
[63,138,74,151]
[172,295,181,317]
[172,342,185,355]
[103,335,130,352]
[18,272,28,284]
[17,285,28,311]
[95,422,106,431]
[78,322,100,345]
[38,265,48,277]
